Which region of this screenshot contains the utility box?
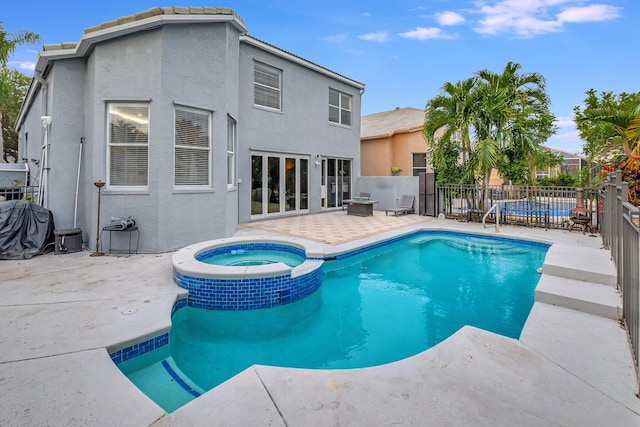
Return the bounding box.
[54,228,83,254]
[0,162,29,201]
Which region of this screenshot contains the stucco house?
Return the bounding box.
[16,7,364,252]
[535,148,588,179]
[360,107,433,177]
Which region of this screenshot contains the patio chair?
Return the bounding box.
[385,195,415,216]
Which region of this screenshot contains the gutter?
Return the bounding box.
[240,35,365,90]
[15,73,44,132]
[33,71,48,118]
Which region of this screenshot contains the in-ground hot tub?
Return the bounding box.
[172,237,324,310]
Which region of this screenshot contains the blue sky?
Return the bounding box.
[4,0,638,154]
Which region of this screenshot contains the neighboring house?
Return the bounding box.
[535,148,588,178]
[16,7,364,252]
[360,107,433,177]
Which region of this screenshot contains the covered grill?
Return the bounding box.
[569,187,592,234]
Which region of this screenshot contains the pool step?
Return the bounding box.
[541,244,616,286]
[536,243,620,319]
[535,274,622,320]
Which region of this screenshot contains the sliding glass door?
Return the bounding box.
[251,153,309,217]
[321,158,351,209]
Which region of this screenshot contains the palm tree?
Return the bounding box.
[423,77,478,176]
[423,62,556,211]
[0,23,40,161]
[0,22,39,66]
[625,104,640,160]
[473,62,555,184]
[579,102,640,164]
[424,62,555,186]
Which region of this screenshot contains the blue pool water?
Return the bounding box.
[501,200,577,217]
[199,248,305,267]
[119,231,548,412]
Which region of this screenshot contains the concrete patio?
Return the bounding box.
[0,213,639,426]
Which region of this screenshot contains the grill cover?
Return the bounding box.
[0,200,55,260]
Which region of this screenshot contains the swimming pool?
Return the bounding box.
[117,231,548,412]
[501,200,583,217]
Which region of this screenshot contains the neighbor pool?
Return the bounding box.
[116,231,548,412]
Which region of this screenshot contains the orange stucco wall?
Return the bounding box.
[361,129,430,176]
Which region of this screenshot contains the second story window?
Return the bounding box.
[329,88,352,126]
[254,61,281,111]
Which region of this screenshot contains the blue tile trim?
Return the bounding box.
[174,265,323,311]
[329,230,548,261]
[331,230,423,260]
[109,297,187,365]
[423,230,550,248]
[109,332,169,364]
[171,297,188,317]
[162,360,201,398]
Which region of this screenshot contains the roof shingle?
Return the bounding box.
[361,107,425,139]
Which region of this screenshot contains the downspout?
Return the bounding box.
[33,72,50,208]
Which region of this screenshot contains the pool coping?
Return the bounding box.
[172,235,325,279]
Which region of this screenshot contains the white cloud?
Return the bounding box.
[555,116,576,128]
[399,27,457,40]
[8,61,35,71]
[557,4,621,23]
[435,11,466,26]
[323,33,349,43]
[358,31,390,43]
[472,0,621,38]
[547,129,583,154]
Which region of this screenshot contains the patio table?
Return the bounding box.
[345,199,378,217]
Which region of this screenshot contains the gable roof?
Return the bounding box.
[17,6,364,129]
[361,107,425,140]
[83,6,244,35]
[548,147,585,160]
[35,7,248,74]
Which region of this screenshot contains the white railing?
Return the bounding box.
[482,202,500,232]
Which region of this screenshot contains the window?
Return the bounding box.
[227,115,237,187]
[107,103,149,188]
[329,88,352,126]
[174,106,211,187]
[412,153,427,176]
[254,62,281,110]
